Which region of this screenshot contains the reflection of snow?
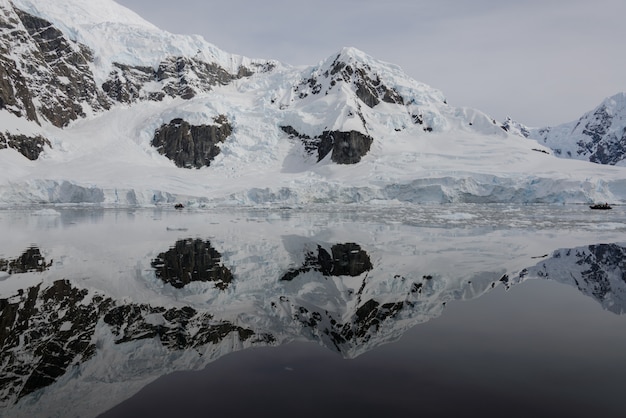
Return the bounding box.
[31,209,61,216]
[1,206,626,417]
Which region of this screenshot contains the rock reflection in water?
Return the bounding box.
[0,280,108,404]
[2,236,626,417]
[522,243,626,314]
[281,242,373,281]
[0,279,269,410]
[151,238,233,290]
[0,247,52,274]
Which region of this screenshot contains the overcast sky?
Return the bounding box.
[115,0,626,127]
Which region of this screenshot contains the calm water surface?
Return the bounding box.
[0,204,625,418]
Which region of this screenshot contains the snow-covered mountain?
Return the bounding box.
[2,0,626,206]
[511,93,626,166]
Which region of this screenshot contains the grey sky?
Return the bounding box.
[115,0,626,127]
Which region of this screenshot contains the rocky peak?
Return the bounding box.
[294,47,404,108]
[500,116,531,138]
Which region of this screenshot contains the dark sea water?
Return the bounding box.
[1,205,625,418]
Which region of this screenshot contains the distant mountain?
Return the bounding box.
[1,0,626,206]
[509,93,626,166]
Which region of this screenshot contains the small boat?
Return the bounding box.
[174,203,185,210]
[590,203,612,210]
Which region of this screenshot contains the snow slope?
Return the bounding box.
[10,0,257,84]
[1,0,626,206]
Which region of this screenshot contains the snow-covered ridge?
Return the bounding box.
[522,92,626,166]
[11,0,261,83]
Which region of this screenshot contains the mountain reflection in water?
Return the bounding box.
[0,206,625,418]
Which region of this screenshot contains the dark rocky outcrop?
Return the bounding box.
[281,126,373,164]
[293,53,404,108]
[318,130,373,164]
[152,116,232,168]
[0,47,39,123]
[102,63,163,103]
[151,238,234,289]
[0,7,110,127]
[0,132,51,160]
[102,58,265,104]
[328,58,404,108]
[0,5,42,123]
[579,105,626,165]
[1,3,266,130]
[156,56,245,100]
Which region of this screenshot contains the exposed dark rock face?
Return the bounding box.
[0,6,110,127]
[0,132,51,160]
[1,3,268,129]
[281,243,373,281]
[328,58,404,107]
[294,53,404,108]
[318,130,373,164]
[0,45,39,123]
[0,5,42,123]
[577,105,626,165]
[0,246,52,274]
[102,58,266,104]
[157,56,241,99]
[281,126,373,164]
[102,63,162,103]
[151,238,234,289]
[152,116,233,168]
